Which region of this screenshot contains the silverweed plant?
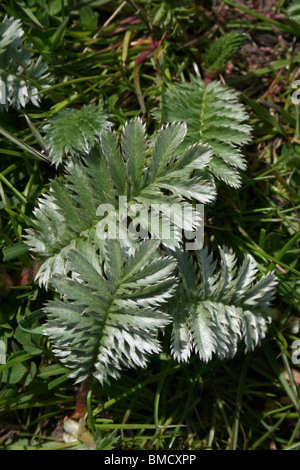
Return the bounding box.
[0,16,52,111]
[4,6,298,448]
[22,77,277,444]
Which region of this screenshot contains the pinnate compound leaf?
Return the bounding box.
[0,16,52,111]
[154,77,252,188]
[44,240,177,385]
[43,103,112,166]
[25,120,216,286]
[169,246,277,363]
[203,32,246,73]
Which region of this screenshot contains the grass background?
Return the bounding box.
[0,0,299,450]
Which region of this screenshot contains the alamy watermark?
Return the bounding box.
[95,196,204,250]
[292,340,300,365]
[0,80,6,106]
[291,80,300,105]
